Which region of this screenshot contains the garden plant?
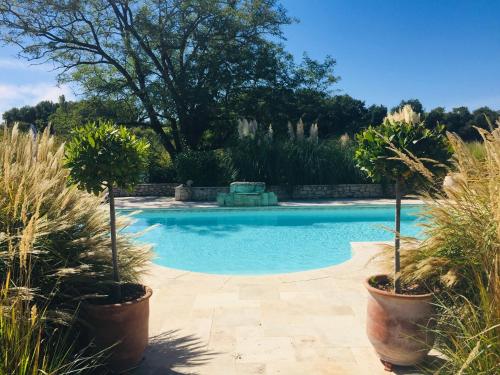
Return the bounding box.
[354,104,451,368]
[65,121,149,301]
[65,121,153,371]
[0,125,151,373]
[397,123,499,374]
[355,105,451,293]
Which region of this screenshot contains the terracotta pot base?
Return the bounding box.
[365,275,435,366]
[84,284,152,372]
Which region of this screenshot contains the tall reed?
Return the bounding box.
[0,125,152,305]
[0,273,103,375]
[397,123,499,374]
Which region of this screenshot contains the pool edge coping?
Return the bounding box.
[143,241,394,280]
[116,198,424,212]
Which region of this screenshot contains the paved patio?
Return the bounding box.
[119,198,428,374]
[116,196,422,210]
[134,242,417,375]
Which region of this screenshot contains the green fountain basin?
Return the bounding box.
[217,182,278,207]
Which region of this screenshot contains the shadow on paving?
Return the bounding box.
[390,354,446,375]
[134,330,218,375]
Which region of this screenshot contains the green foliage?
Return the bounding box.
[427,277,499,375]
[0,276,104,375]
[401,127,499,297]
[49,97,139,137]
[0,0,343,156]
[466,141,486,161]
[175,150,235,186]
[131,127,177,183]
[425,106,498,141]
[65,121,149,194]
[0,125,152,302]
[229,122,367,186]
[228,93,382,143]
[279,139,367,185]
[230,132,283,185]
[355,108,451,184]
[398,127,500,374]
[2,99,59,131]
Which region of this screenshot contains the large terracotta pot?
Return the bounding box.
[84,284,153,372]
[365,275,435,367]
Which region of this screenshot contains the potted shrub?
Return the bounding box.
[65,121,150,371]
[355,105,451,369]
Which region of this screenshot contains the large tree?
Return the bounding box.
[0,0,313,157]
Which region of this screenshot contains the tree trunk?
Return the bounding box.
[108,186,121,301]
[151,121,178,158]
[169,117,183,154]
[394,178,402,294]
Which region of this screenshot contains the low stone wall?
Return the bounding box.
[267,184,384,200]
[191,186,229,201]
[114,183,178,197]
[295,184,384,199]
[115,183,398,200]
[175,184,390,201]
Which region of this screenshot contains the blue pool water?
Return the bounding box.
[122,205,423,275]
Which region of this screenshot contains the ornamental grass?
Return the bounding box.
[397,123,499,374]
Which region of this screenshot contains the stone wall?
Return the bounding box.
[117,183,394,200]
[267,184,385,200]
[175,183,391,201]
[295,184,384,199]
[113,183,178,197]
[191,186,229,201]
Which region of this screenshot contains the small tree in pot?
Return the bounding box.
[355,105,450,368]
[65,121,151,371]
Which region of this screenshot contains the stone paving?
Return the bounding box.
[116,196,422,210]
[119,198,428,374]
[135,242,405,375]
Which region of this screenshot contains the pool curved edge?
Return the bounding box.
[141,241,392,280]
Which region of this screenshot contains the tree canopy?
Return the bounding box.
[355,105,451,185]
[1,0,496,148]
[0,0,338,157]
[65,121,149,194]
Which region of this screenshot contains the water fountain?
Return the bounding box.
[216,182,278,207]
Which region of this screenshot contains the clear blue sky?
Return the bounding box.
[282,0,500,111]
[1,0,499,116]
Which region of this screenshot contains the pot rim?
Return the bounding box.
[364,274,433,300]
[83,284,153,310]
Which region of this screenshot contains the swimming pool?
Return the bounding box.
[122,205,424,275]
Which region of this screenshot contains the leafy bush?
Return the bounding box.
[230,120,367,186]
[355,106,451,186]
[281,139,367,186]
[66,122,149,195]
[175,149,235,186]
[0,125,151,305]
[65,122,150,300]
[230,134,283,185]
[355,105,451,292]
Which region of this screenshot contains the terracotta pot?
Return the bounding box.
[84,284,153,372]
[365,275,435,366]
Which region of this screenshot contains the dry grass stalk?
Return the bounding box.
[0,125,152,302]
